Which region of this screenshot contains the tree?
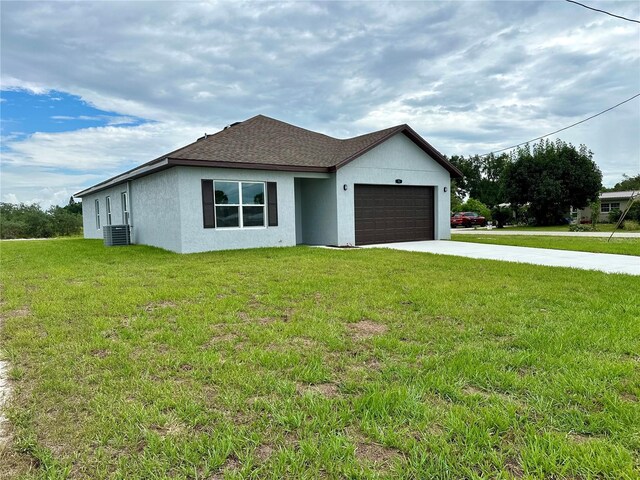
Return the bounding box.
[48,205,83,236]
[603,174,640,192]
[450,179,463,212]
[448,153,509,208]
[0,202,83,239]
[63,196,83,215]
[503,139,602,225]
[457,197,492,220]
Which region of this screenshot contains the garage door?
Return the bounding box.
[354,184,434,245]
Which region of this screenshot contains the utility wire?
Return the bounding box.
[565,0,640,24]
[478,93,640,157]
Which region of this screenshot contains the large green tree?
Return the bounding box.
[448,153,509,208]
[503,139,602,225]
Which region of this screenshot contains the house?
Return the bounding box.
[574,190,638,223]
[75,115,462,253]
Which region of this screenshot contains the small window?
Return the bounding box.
[214,181,265,228]
[601,203,610,213]
[121,192,129,225]
[105,196,112,225]
[611,202,620,210]
[95,199,101,229]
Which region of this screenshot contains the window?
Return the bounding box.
[105,196,112,225]
[121,191,129,225]
[95,199,101,229]
[214,181,265,228]
[601,202,620,213]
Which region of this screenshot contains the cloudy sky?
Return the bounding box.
[1,0,639,207]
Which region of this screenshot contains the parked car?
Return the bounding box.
[451,211,487,228]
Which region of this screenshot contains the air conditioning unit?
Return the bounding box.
[103,224,131,246]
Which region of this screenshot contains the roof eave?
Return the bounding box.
[74,158,171,197]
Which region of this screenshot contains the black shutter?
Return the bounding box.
[202,180,215,228]
[267,182,278,227]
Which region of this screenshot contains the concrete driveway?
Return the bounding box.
[362,240,640,275]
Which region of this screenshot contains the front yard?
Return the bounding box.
[451,234,640,256]
[1,239,639,479]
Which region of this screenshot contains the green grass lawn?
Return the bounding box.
[1,239,639,479]
[451,235,640,256]
[491,225,638,233]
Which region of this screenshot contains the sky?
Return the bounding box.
[1,0,639,208]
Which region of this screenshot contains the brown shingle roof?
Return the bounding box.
[75,114,461,197]
[168,114,403,169]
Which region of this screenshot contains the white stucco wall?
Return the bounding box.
[335,132,452,245]
[297,176,338,245]
[174,166,298,254]
[131,168,182,252]
[81,183,130,240]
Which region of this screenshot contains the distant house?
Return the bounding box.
[75,115,462,253]
[574,190,638,223]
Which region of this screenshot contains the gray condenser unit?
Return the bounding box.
[103,225,131,246]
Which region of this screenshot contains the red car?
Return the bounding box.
[451,211,487,228]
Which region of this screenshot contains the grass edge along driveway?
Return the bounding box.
[451,234,640,256]
[1,239,639,479]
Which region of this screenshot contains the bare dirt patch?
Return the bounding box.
[144,301,177,312]
[569,432,595,444]
[201,333,239,350]
[296,382,340,398]
[0,306,31,320]
[255,444,274,461]
[505,457,524,478]
[211,454,242,479]
[91,349,110,358]
[290,337,317,349]
[354,439,402,467]
[463,385,487,396]
[348,320,388,340]
[148,419,188,438]
[619,392,637,402]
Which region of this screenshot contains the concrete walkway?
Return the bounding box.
[452,228,640,238]
[363,240,640,275]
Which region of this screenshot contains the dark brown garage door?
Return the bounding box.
[354,184,434,245]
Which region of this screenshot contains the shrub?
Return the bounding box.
[608,208,623,226]
[626,201,640,222]
[459,198,492,221]
[0,202,82,239]
[623,220,639,231]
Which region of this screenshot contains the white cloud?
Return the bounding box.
[0,0,638,206]
[2,121,210,172]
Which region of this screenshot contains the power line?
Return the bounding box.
[565,0,640,24]
[478,93,640,157]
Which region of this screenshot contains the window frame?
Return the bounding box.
[213,180,266,229]
[95,199,101,230]
[601,203,620,213]
[105,196,112,225]
[121,191,129,225]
